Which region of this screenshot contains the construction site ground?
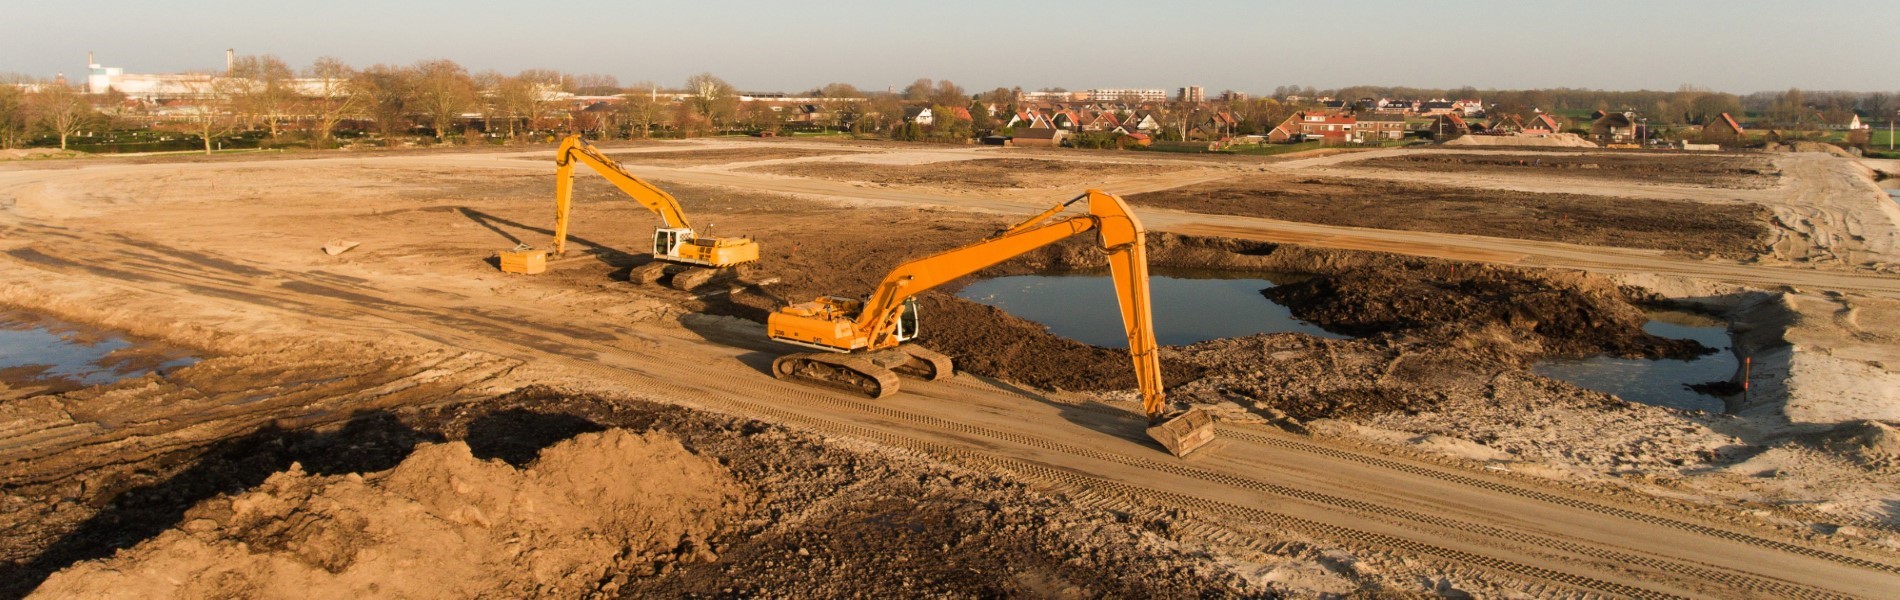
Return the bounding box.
[3,138,1900,598]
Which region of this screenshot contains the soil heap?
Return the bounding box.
[30,429,748,599]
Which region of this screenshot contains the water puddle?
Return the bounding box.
[0,312,200,395]
[1532,309,1735,412]
[955,268,1346,348]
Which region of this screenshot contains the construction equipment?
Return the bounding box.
[497,135,759,289]
[765,189,1217,457]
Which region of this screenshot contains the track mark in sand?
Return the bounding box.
[582,350,1886,599]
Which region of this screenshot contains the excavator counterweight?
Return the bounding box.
[765,190,1216,458]
[498,135,758,288]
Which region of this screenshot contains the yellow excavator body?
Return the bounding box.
[764,190,1216,458]
[499,135,759,280]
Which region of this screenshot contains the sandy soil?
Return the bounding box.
[3,141,1899,597]
[747,157,1176,189]
[1354,152,1779,189]
[1127,174,1773,258]
[15,389,1253,599]
[599,146,858,167]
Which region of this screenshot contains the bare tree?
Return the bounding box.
[902,78,934,103]
[0,78,27,149]
[411,59,476,142]
[497,69,561,140]
[29,82,92,150]
[471,70,505,141]
[685,72,734,132]
[817,82,862,130]
[620,82,664,139]
[930,80,966,106]
[228,54,296,138]
[304,56,362,146]
[166,74,243,154]
[351,64,414,143]
[570,73,620,96]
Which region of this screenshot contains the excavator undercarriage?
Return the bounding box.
[770,345,952,400]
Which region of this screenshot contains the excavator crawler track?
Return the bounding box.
[893,345,954,381]
[772,352,901,399]
[667,267,722,291]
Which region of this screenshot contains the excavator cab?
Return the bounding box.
[653,227,692,259]
[893,298,919,343]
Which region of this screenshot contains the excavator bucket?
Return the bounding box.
[1146,407,1216,458]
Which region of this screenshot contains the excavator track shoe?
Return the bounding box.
[772,352,901,399]
[628,262,669,284]
[1147,407,1217,458]
[894,345,955,381]
[668,267,720,291]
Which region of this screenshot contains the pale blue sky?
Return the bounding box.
[4,0,1892,93]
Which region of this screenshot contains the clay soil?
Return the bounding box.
[748,157,1173,189]
[1355,153,1779,189]
[1128,174,1774,258]
[6,388,1246,599]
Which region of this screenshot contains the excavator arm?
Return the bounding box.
[550,135,693,256]
[769,189,1215,457]
[853,190,1168,419]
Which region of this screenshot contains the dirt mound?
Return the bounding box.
[31,429,748,599]
[1441,133,1598,148]
[916,295,1207,392]
[1813,420,1900,469]
[1783,141,1856,157]
[1262,266,1709,362]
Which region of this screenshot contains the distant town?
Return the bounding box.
[2,50,1894,157]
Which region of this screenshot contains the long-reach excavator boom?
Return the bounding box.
[550,135,691,256]
[498,135,758,285]
[766,189,1215,457]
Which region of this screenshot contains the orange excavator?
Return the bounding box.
[765,189,1217,457]
[498,135,759,290]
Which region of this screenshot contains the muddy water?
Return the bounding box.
[955,268,1346,348]
[1532,310,1734,412]
[0,313,199,391]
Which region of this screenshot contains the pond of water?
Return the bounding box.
[954,268,1344,348]
[0,314,199,389]
[1531,309,1735,412]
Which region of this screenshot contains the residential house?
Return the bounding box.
[1485,115,1524,134]
[1355,113,1408,140]
[1082,111,1122,132]
[1268,111,1358,143]
[1457,99,1484,117]
[1524,113,1562,135]
[1425,113,1470,139]
[1700,112,1745,144]
[1123,112,1160,132]
[1591,111,1640,144]
[1418,100,1459,116]
[903,106,934,126]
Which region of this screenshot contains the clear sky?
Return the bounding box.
[4,0,1893,94]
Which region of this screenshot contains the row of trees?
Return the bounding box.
[0,78,94,150]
